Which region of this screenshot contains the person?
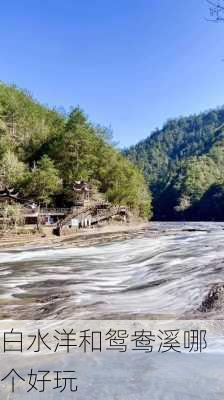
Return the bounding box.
[31,203,37,214]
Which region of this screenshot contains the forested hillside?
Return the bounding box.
[125,109,224,220]
[0,83,152,218]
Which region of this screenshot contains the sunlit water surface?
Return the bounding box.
[1,222,224,399]
[0,222,224,320]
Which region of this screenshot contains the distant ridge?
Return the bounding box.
[125,107,224,220]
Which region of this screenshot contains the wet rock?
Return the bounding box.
[198,283,224,313]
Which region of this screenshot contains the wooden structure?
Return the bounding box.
[53,202,129,236]
[23,206,71,226]
[73,181,91,205]
[0,181,130,235]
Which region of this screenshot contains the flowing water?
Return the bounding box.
[0,222,224,320]
[1,222,224,399]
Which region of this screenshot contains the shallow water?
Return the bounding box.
[1,223,224,399]
[0,222,224,320]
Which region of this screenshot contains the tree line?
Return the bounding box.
[125,108,224,220]
[0,83,152,219]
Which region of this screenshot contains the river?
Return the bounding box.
[0,222,224,399]
[0,222,224,319]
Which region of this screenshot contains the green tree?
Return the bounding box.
[25,156,62,205]
[0,150,26,187]
[0,83,153,219]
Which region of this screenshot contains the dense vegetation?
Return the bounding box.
[125,108,224,220]
[0,83,152,218]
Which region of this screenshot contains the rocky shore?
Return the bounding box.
[0,222,150,249]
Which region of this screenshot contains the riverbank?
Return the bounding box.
[0,221,150,249]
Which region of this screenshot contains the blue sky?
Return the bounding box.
[0,0,224,147]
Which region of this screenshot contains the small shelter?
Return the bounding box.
[73,180,91,205]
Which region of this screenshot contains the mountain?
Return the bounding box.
[125,108,224,220]
[0,82,152,218]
